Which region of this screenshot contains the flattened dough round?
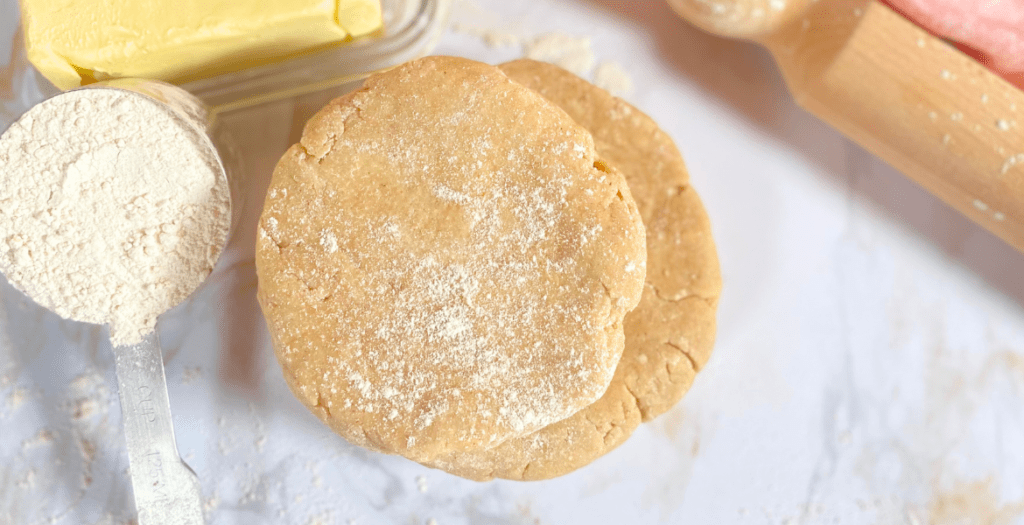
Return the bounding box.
[423,59,722,480]
[256,56,647,463]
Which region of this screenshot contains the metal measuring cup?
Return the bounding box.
[93,78,237,525]
[13,79,235,525]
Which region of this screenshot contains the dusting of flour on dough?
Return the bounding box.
[257,58,646,460]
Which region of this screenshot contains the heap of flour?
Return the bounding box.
[0,89,230,346]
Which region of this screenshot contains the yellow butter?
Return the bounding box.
[22,0,383,90]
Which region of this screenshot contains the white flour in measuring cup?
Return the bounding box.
[0,89,230,346]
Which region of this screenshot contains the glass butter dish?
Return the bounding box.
[15,0,452,115]
[184,0,452,113]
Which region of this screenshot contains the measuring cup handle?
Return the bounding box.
[113,332,204,525]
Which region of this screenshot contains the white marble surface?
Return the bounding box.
[3,1,1024,524]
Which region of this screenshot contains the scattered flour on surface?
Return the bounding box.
[15,469,36,488]
[203,491,221,520]
[525,33,596,77]
[446,17,635,100]
[449,0,520,48]
[451,22,520,48]
[4,386,29,412]
[66,371,109,422]
[0,89,230,346]
[305,510,333,525]
[594,61,635,97]
[21,428,54,450]
[181,366,203,384]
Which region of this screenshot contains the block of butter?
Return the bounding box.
[21,0,383,90]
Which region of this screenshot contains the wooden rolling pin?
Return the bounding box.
[668,0,1024,252]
